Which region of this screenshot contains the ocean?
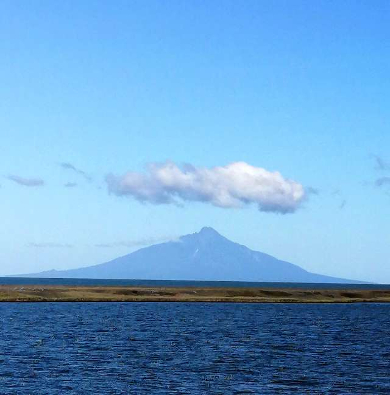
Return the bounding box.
[0,302,389,394]
[1,277,389,289]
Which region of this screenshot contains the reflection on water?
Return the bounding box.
[0,302,389,394]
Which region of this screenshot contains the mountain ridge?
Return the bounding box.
[15,227,365,283]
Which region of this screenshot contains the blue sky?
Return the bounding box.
[1,0,389,282]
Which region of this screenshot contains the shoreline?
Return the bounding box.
[1,285,390,303]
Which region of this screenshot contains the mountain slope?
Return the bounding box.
[19,227,362,283]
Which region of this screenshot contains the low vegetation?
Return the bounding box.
[0,285,390,303]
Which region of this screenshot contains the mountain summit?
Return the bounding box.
[20,227,361,283]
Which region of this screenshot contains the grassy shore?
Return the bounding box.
[0,285,390,303]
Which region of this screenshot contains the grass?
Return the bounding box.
[0,285,390,303]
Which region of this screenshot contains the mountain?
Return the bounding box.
[18,227,363,283]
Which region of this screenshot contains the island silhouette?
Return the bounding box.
[18,227,363,283]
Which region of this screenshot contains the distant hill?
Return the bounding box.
[18,227,363,283]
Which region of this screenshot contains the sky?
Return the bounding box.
[1,0,389,282]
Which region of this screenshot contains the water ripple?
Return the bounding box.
[0,303,389,394]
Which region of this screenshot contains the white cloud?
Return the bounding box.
[94,236,176,248]
[64,182,78,188]
[373,155,390,171]
[60,162,92,182]
[29,243,73,248]
[6,175,45,187]
[376,177,390,187]
[106,161,306,214]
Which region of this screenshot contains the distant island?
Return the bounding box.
[15,227,364,283]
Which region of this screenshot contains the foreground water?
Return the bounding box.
[0,303,389,394]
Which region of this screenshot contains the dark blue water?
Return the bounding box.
[0,303,389,394]
[1,277,387,289]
